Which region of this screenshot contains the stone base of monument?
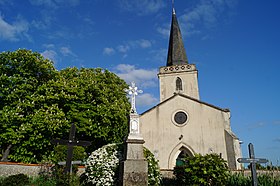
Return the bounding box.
[120,139,148,186]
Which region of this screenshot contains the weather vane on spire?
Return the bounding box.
[125,82,143,114]
[172,0,175,14]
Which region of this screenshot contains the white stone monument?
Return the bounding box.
[121,82,148,186]
[125,82,143,140]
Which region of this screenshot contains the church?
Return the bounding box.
[139,7,242,175]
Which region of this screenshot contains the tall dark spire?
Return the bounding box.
[166,6,188,66]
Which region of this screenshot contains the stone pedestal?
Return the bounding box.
[120,139,148,186]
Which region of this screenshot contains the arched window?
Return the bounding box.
[176,149,189,166]
[176,77,182,91]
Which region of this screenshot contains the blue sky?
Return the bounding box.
[1,0,280,166]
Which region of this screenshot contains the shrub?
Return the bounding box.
[258,174,280,185]
[82,143,122,186]
[82,143,161,186]
[226,173,280,186]
[174,153,229,186]
[143,147,162,185]
[1,174,30,186]
[226,173,251,186]
[50,144,86,184]
[29,175,57,186]
[53,145,87,163]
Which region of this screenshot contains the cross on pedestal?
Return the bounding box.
[237,143,268,186]
[125,81,143,114]
[52,123,91,173]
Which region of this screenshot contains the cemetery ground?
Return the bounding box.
[0,153,280,185]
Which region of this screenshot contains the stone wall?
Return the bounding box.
[0,162,85,177]
[0,162,42,177]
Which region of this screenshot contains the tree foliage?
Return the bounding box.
[0,49,130,163]
[174,153,229,186]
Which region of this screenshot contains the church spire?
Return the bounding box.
[166,5,188,66]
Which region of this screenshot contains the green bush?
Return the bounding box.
[82,143,161,186]
[1,174,30,186]
[226,173,251,186]
[143,147,162,185]
[226,173,280,186]
[258,174,280,186]
[53,145,87,163]
[161,177,177,186]
[29,175,57,186]
[174,153,229,186]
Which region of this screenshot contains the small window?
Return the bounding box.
[172,110,189,126]
[174,111,188,125]
[176,77,182,91]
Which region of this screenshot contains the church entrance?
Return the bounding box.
[168,143,195,169]
[175,147,193,166]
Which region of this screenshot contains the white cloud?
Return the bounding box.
[136,39,152,48]
[29,0,80,8]
[29,0,57,8]
[43,43,55,49]
[106,39,153,58]
[115,64,157,88]
[128,39,153,49]
[150,48,167,64]
[0,15,29,41]
[32,14,53,30]
[41,49,57,62]
[136,93,158,106]
[157,25,170,38]
[103,47,116,55]
[248,121,266,131]
[182,0,237,36]
[60,47,76,57]
[117,45,130,53]
[0,0,13,5]
[118,0,166,16]
[273,120,280,125]
[116,64,134,72]
[157,0,237,38]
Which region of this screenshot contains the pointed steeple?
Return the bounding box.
[166,6,188,66]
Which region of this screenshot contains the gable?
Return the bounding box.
[141,93,229,116]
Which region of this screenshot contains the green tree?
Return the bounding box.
[0,49,130,163]
[40,67,131,151]
[174,153,229,186]
[0,49,57,162]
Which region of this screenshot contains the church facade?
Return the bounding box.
[140,8,242,173]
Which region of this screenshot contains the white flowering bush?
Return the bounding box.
[82,143,122,186]
[82,143,161,186]
[144,147,162,185]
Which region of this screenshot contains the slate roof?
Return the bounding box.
[166,8,188,66]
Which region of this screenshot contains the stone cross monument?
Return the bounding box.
[237,143,268,186]
[51,123,91,173]
[125,82,143,139]
[121,82,148,186]
[125,81,143,114]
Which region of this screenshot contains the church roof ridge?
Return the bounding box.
[166,5,188,66]
[140,93,230,116]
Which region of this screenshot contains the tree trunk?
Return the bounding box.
[1,144,12,161]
